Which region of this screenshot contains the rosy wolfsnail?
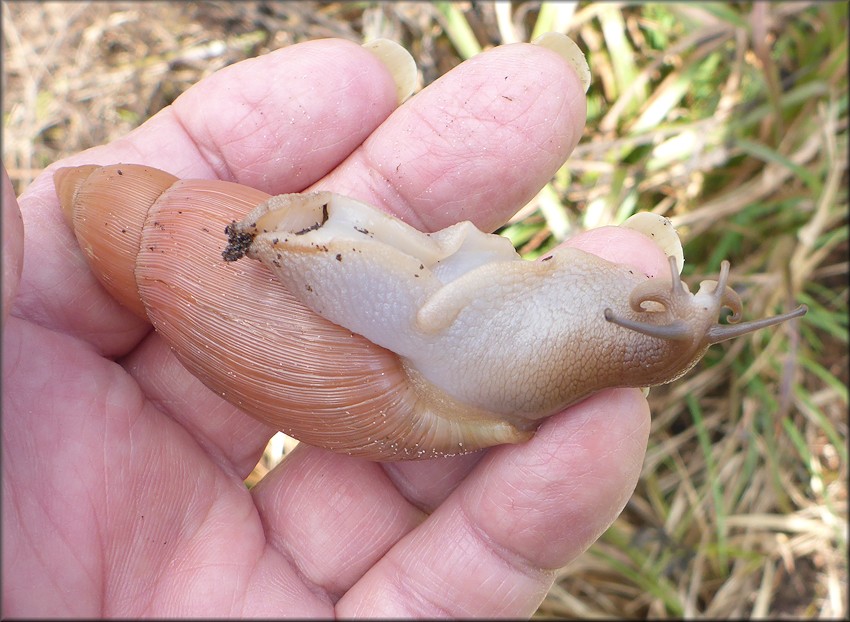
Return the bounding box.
[54,163,806,460]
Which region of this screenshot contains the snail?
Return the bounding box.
[54,163,806,460]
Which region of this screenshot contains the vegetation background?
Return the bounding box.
[3,1,847,618]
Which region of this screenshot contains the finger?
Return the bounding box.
[315,39,588,232]
[2,165,24,324]
[130,38,402,191]
[13,38,401,351]
[251,445,426,602]
[563,223,672,278]
[338,388,650,618]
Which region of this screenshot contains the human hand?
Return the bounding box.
[3,36,657,617]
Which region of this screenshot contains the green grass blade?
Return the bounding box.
[435,2,481,60]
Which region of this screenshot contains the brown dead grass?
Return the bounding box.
[4,2,847,618]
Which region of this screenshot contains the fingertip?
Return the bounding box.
[161,38,403,191]
[503,387,651,483]
[459,388,650,569]
[621,212,684,274]
[362,38,418,104]
[532,32,591,93]
[563,225,673,279]
[540,388,651,471]
[324,38,590,233]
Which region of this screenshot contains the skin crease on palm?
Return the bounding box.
[2,37,658,617]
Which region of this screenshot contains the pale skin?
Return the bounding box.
[2,38,661,617]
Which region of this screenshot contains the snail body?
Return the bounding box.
[55,164,807,460]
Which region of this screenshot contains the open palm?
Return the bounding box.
[3,37,655,617]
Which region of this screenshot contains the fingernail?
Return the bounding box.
[362,38,418,104]
[532,32,591,93]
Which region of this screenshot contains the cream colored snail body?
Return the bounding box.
[55,164,806,460]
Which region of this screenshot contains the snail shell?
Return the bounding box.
[55,163,807,460]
